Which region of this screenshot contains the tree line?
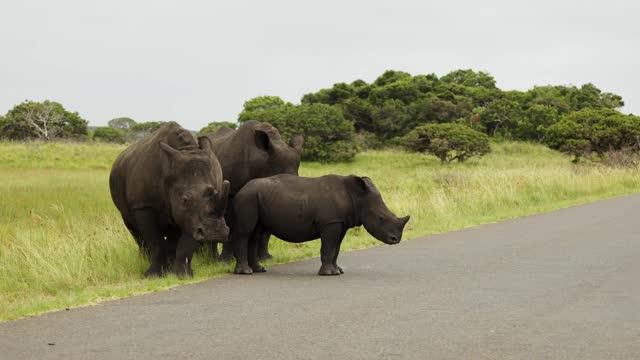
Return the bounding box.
[235,69,639,162]
[0,102,170,144]
[2,69,639,163]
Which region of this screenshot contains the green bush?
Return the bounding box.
[239,96,357,162]
[93,127,125,143]
[404,123,491,163]
[0,100,88,140]
[197,121,237,136]
[544,108,640,162]
[238,96,285,122]
[299,69,625,144]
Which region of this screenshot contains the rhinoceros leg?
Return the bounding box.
[124,219,149,257]
[234,229,253,275]
[233,198,260,275]
[218,240,235,263]
[173,233,197,278]
[257,232,272,260]
[165,228,181,269]
[318,223,345,276]
[248,224,266,273]
[332,230,346,274]
[218,208,235,263]
[134,209,167,278]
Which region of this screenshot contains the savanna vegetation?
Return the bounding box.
[225,69,640,162]
[1,141,639,321]
[2,69,639,163]
[1,68,639,321]
[404,123,491,163]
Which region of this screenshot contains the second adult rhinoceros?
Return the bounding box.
[204,120,304,261]
[109,122,230,277]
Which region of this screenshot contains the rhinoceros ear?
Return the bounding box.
[352,176,372,194]
[198,136,213,152]
[255,129,271,152]
[160,142,180,158]
[289,134,304,153]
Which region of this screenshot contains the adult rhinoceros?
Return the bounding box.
[204,120,304,261]
[110,122,230,277]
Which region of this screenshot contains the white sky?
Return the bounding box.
[1,0,638,130]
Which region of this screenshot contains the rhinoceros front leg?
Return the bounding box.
[133,209,167,278]
[218,240,235,263]
[318,223,346,276]
[173,233,197,277]
[165,229,180,269]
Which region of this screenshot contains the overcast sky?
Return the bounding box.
[1,0,638,130]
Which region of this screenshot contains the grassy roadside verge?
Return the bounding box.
[1,141,639,321]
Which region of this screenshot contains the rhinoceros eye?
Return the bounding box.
[182,195,191,207]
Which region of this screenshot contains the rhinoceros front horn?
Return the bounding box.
[215,180,231,213]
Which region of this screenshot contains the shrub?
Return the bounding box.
[238,97,357,162]
[93,127,125,143]
[354,130,386,150]
[0,100,88,140]
[404,123,491,163]
[238,96,285,122]
[544,108,640,162]
[197,121,237,136]
[543,119,591,162]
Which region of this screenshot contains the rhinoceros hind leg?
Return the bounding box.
[257,232,273,260]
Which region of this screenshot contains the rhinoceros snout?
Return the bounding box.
[386,234,401,245]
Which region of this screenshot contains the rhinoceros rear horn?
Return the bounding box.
[400,215,410,227]
[198,136,213,152]
[160,142,180,158]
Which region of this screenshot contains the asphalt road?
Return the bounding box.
[1,195,639,359]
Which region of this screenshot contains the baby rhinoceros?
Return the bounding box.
[232,174,410,275]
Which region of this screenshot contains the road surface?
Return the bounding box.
[1,195,639,359]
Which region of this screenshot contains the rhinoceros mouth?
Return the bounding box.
[385,235,401,245]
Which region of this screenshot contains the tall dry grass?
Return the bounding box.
[1,141,638,320]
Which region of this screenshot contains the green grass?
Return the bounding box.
[1,141,639,321]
